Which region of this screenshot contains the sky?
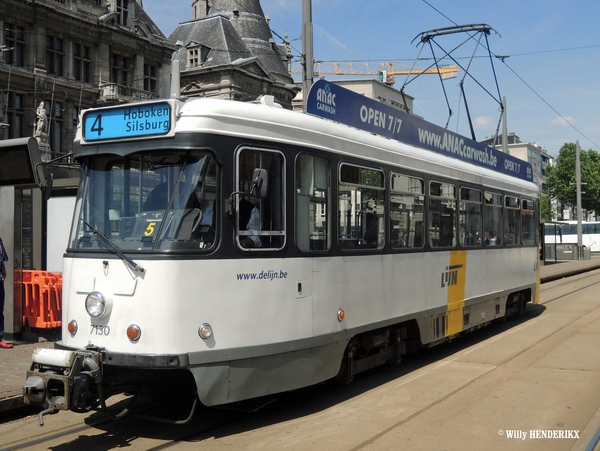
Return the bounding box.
[142,0,600,157]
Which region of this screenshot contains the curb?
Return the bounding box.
[540,264,600,284]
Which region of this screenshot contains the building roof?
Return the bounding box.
[170,15,254,70]
[169,2,292,84]
[132,4,170,42]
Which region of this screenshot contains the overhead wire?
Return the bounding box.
[420,0,600,151]
[498,60,600,149]
[308,43,600,65]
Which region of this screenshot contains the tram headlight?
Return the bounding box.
[85,291,107,318]
[198,323,213,339]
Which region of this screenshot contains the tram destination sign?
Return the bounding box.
[82,101,173,142]
[306,79,533,182]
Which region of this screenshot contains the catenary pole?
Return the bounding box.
[576,140,582,259]
[502,97,508,154]
[302,0,314,112]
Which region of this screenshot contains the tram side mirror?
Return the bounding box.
[44,172,54,201]
[226,168,268,219]
[250,168,268,198]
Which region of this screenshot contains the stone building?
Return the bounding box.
[0,0,177,342]
[169,0,296,108]
[0,0,176,160]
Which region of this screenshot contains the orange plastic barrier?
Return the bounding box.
[20,270,62,329]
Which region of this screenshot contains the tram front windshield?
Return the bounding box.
[69,150,218,252]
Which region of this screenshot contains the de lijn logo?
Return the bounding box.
[441,264,463,288]
[315,83,337,115]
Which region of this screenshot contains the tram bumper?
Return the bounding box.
[23,347,103,426]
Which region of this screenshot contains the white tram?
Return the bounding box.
[544,221,600,253]
[23,83,540,424]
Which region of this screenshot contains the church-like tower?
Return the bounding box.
[170,0,295,107]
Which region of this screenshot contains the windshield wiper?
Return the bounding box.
[81,218,146,274]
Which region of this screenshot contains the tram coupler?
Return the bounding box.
[23,347,103,426]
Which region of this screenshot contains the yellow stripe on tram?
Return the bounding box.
[446,250,467,336]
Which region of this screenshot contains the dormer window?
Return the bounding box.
[187,42,210,68]
[117,0,129,26]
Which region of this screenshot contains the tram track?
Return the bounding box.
[346,269,600,450]
[5,269,600,450]
[0,398,253,451]
[117,273,600,451]
[1,417,107,451]
[540,268,600,305]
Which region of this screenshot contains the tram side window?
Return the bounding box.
[504,196,520,245]
[236,148,285,251]
[429,181,456,248]
[483,192,502,246]
[459,187,482,247]
[296,154,331,252]
[338,164,385,250]
[521,199,536,245]
[390,173,424,249]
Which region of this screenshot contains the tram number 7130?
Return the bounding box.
[90,325,110,336]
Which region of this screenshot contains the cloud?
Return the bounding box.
[314,24,354,56]
[549,116,575,127]
[473,116,495,129]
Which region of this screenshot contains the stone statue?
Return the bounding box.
[35,101,47,136]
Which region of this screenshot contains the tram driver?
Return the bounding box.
[238,198,261,248]
[143,181,170,211]
[196,197,261,248]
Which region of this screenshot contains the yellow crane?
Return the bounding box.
[290,62,459,85]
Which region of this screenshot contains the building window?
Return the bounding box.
[51,102,64,155]
[46,36,65,76]
[143,64,158,93]
[111,53,131,85]
[117,0,129,26]
[188,48,200,68]
[3,24,26,67]
[187,44,210,68]
[73,44,91,82]
[1,92,25,139]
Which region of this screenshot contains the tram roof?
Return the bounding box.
[179,98,538,195]
[74,97,539,198]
